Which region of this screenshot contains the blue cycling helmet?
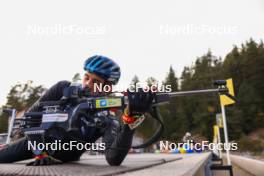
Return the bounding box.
[83,55,121,85]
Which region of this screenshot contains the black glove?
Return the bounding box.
[127,88,154,116]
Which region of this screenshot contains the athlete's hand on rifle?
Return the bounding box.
[127,88,154,115]
[122,88,155,128]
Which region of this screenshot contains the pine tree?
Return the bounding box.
[72,73,81,83]
[0,81,46,132]
[159,66,181,140]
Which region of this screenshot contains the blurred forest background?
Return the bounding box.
[1,38,264,153]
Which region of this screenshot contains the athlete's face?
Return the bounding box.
[82,72,112,94]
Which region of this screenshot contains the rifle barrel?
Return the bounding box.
[167,88,220,98]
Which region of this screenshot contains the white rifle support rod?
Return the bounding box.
[217,126,222,159]
[221,105,231,165]
[6,109,16,144]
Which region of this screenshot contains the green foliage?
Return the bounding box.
[136,39,264,147]
[72,73,81,83]
[131,75,139,85]
[238,135,264,154]
[223,39,264,137]
[173,39,264,142]
[5,81,46,111]
[160,66,180,140]
[0,81,46,132]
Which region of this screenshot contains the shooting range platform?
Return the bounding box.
[0,152,257,176]
[0,153,216,176]
[0,153,182,176]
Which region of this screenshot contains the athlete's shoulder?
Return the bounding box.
[51,80,72,90]
[55,80,71,87]
[47,80,72,97]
